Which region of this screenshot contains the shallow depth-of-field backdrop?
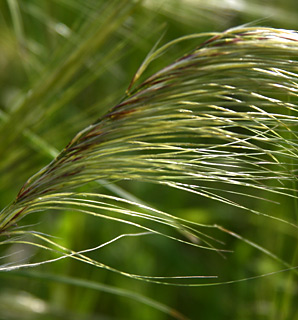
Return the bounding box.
[0,1,298,319]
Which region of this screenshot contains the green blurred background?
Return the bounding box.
[0,0,298,319]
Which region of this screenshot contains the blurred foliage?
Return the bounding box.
[0,0,298,319]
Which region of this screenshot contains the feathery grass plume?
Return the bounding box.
[0,26,298,282]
